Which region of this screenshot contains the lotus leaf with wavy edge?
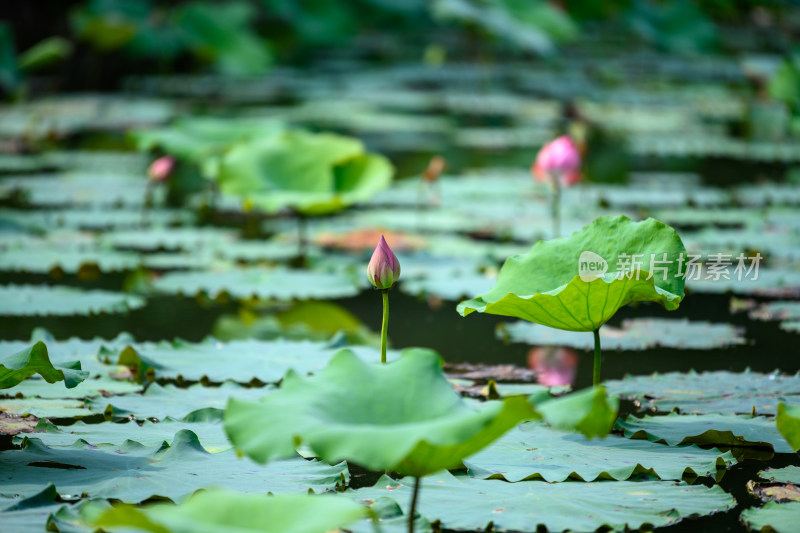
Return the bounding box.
[457,215,686,332]
[224,348,616,477]
[1,341,87,390]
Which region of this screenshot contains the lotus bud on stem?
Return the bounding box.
[367,235,401,363]
[142,155,175,227]
[532,136,581,238]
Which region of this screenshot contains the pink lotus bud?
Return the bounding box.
[528,346,578,387]
[148,156,175,182]
[367,235,401,290]
[532,135,581,187]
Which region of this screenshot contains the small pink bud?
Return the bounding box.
[532,135,581,187]
[367,235,401,290]
[148,156,175,182]
[423,155,446,183]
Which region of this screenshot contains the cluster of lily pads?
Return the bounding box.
[2,37,800,533]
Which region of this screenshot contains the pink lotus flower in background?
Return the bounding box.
[367,235,401,290]
[532,135,581,187]
[148,155,175,182]
[528,346,578,387]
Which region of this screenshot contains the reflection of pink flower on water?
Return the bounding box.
[532,136,581,187]
[527,346,578,387]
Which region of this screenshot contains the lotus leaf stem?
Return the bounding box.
[551,174,561,238]
[408,476,421,533]
[593,327,602,386]
[381,290,389,364]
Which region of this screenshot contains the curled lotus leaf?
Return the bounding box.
[224,348,616,477]
[0,341,87,390]
[457,216,686,332]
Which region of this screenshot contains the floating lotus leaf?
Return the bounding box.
[0,173,147,208]
[350,470,736,532]
[0,431,347,502]
[90,382,272,421]
[0,342,87,390]
[93,489,367,533]
[13,415,229,452]
[687,268,800,298]
[213,301,381,347]
[225,349,616,477]
[458,216,686,332]
[106,337,395,383]
[777,403,800,451]
[616,413,794,455]
[2,374,140,399]
[760,466,800,484]
[152,267,361,301]
[605,370,800,415]
[748,301,800,322]
[102,227,237,252]
[131,116,285,163]
[741,501,800,533]
[500,317,745,350]
[400,270,497,301]
[0,246,139,274]
[465,421,735,482]
[0,484,69,533]
[0,397,92,419]
[216,130,393,216]
[0,285,144,317]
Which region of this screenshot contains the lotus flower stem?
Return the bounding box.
[141,181,154,228]
[593,328,602,386]
[381,290,389,364]
[551,175,561,238]
[408,476,421,533]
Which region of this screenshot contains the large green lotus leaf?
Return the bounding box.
[216,130,393,215]
[225,349,616,476]
[351,470,736,532]
[605,370,800,415]
[465,421,735,482]
[0,431,347,502]
[2,374,140,399]
[131,117,285,163]
[1,342,87,390]
[500,317,745,350]
[0,285,144,317]
[617,413,794,455]
[457,216,686,332]
[13,415,229,452]
[106,337,396,383]
[93,489,367,533]
[152,267,361,301]
[89,382,272,421]
[777,403,800,451]
[741,501,800,533]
